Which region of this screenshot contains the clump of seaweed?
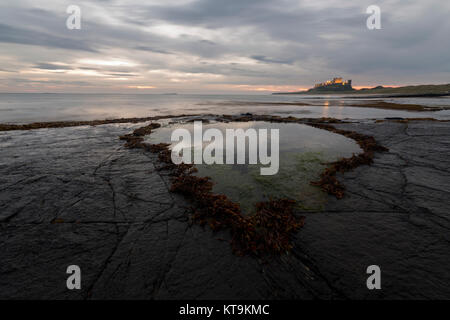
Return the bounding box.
[248,199,305,253]
[119,122,162,148]
[147,142,170,152]
[132,123,162,136]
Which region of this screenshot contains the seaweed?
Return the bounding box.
[118,123,162,148]
[351,101,441,111]
[375,118,450,123]
[0,114,195,132]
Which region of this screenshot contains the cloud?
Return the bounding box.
[134,46,173,54]
[0,0,449,92]
[251,55,293,65]
[0,23,98,52]
[107,73,138,77]
[33,63,74,70]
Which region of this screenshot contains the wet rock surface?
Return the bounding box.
[0,120,449,299]
[300,121,450,299]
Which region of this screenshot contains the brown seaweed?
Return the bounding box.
[0,114,196,132]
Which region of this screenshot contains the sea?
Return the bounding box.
[1,93,450,123]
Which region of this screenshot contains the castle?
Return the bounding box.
[313,77,353,91]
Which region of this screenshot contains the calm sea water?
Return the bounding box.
[1,93,450,123]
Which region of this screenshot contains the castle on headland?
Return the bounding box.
[313,77,353,91]
[272,77,356,94]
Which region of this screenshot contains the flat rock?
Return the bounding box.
[0,120,449,299]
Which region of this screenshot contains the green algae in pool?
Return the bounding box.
[146,121,362,213]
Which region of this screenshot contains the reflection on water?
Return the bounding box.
[148,121,362,213]
[322,100,330,118]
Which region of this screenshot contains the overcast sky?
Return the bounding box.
[0,0,449,93]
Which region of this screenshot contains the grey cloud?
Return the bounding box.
[0,23,97,52]
[33,63,74,70]
[251,55,293,65]
[199,40,216,45]
[4,78,90,86]
[134,46,173,54]
[107,73,138,77]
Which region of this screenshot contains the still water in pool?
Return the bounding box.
[147,120,362,213]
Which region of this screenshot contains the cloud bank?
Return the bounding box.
[0,0,449,93]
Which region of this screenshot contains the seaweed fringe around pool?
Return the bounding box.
[118,114,388,255]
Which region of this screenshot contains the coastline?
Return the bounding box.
[273,83,450,97]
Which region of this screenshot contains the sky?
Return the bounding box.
[0,0,449,94]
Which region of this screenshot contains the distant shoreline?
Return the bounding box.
[274,92,450,98]
[273,83,450,97]
[202,100,447,112]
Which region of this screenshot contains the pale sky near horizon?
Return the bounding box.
[0,0,449,93]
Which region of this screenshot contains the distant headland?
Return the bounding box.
[273,77,450,97]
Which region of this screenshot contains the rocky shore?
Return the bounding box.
[0,117,449,299]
